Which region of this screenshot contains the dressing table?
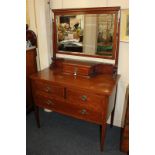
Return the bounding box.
[30,7,121,151]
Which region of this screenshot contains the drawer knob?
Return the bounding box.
[74,67,78,76]
[45,86,51,92]
[46,100,54,105]
[80,109,87,115]
[81,95,87,101]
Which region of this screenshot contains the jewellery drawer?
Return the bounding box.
[66,89,105,112]
[62,60,96,77]
[34,80,64,98]
[63,64,94,77]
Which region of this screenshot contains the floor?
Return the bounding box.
[26,109,126,155]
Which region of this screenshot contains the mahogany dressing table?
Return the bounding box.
[30,7,121,151]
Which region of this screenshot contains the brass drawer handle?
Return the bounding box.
[45,86,51,92]
[80,109,87,115]
[46,100,54,105]
[81,95,87,101]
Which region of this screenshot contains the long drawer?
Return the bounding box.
[66,88,105,112]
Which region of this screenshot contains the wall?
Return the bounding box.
[26,0,30,25]
[27,0,51,70]
[27,0,129,127]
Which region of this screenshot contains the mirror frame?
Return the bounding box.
[52,7,120,62]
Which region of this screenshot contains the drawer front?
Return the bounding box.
[66,104,103,124]
[66,89,105,112]
[34,80,64,98]
[35,94,63,110]
[63,65,90,76]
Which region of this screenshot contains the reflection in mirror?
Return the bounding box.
[56,14,115,57]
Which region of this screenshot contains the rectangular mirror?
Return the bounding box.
[52,7,120,60]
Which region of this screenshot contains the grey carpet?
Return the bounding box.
[26,109,126,155]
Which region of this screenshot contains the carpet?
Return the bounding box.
[26,109,126,155]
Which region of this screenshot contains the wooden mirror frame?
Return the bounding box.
[52,7,120,65]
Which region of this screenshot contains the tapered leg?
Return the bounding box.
[100,124,107,151]
[34,105,40,128]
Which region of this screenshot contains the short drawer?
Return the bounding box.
[34,80,64,98]
[35,94,63,110]
[66,89,105,112]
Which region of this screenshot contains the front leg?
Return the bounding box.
[100,124,107,151]
[34,105,40,128]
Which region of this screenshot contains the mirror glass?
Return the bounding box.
[56,14,115,57]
